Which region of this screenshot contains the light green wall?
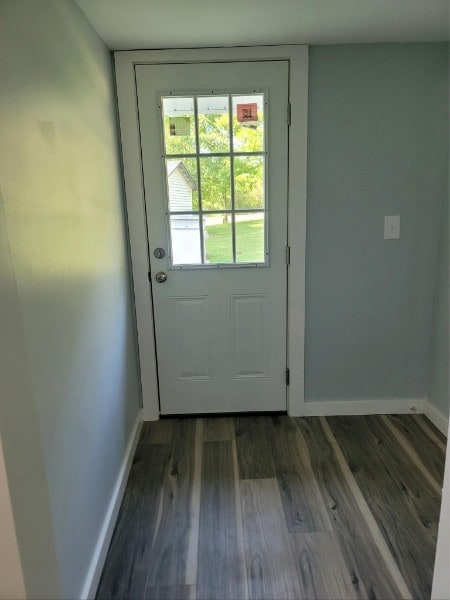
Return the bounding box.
[0,1,141,597]
[305,43,449,402]
[0,188,62,598]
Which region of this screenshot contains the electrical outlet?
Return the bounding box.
[384,215,400,240]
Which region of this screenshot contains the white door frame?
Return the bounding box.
[114,46,308,420]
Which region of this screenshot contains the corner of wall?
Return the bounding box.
[424,398,449,436]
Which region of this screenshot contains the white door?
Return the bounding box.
[136,61,288,414]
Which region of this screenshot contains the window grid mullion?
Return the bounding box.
[163,151,266,159]
[228,94,236,263]
[169,208,265,216]
[193,96,205,265]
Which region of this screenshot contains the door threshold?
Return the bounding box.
[159,410,288,419]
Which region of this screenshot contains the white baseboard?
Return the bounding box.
[80,410,143,600]
[291,397,425,417]
[423,400,449,437]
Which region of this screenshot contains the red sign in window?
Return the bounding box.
[236,102,258,123]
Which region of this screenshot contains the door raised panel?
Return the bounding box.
[173,296,211,380]
[232,294,267,378]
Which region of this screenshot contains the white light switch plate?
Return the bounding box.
[384,215,400,240]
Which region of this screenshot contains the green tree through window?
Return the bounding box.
[164,112,264,213]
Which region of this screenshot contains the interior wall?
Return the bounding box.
[305,43,449,403]
[428,192,449,419]
[0,436,27,600]
[0,1,141,598]
[0,184,62,598]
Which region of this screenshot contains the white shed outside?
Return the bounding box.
[166,160,197,211]
[166,160,205,264]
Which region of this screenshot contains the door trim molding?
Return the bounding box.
[114,46,308,420]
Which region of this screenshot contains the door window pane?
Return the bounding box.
[234,156,264,210]
[170,214,201,265]
[200,157,231,211]
[204,213,233,264]
[235,212,265,263]
[161,92,267,266]
[162,97,196,155]
[198,96,230,154]
[166,158,198,212]
[232,95,265,153]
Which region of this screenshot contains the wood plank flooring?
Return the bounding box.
[96,414,446,600]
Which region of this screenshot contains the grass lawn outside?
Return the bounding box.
[205,217,264,263]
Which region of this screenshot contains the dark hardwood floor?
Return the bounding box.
[96,414,446,600]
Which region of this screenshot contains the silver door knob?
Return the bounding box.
[155,271,167,283]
